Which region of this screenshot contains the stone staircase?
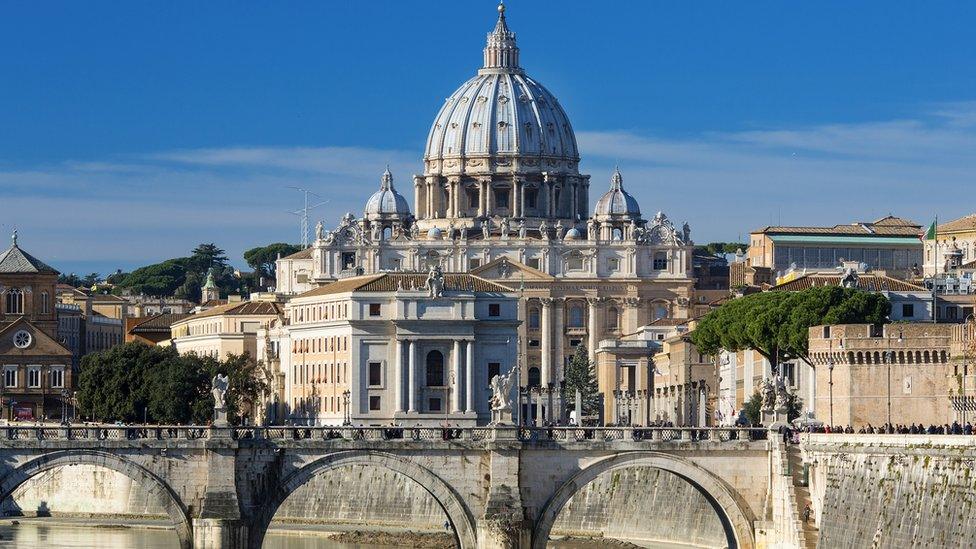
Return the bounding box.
[787,445,820,549]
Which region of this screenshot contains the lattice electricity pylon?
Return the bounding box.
[287,186,329,248]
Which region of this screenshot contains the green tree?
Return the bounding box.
[112,258,191,297]
[562,344,601,423]
[695,242,748,256]
[82,272,101,288]
[244,243,302,282]
[691,286,890,365]
[189,243,228,274]
[77,342,270,425]
[58,273,82,287]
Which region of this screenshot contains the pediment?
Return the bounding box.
[0,319,72,357]
[471,257,554,282]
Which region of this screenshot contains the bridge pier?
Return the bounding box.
[479,428,533,548]
[192,518,248,549]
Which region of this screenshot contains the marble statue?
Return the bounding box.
[489,369,517,412]
[554,219,565,240]
[426,264,445,298]
[482,218,491,239]
[315,221,325,241]
[518,220,527,239]
[500,217,510,239]
[538,219,549,240]
[212,374,229,410]
[760,378,775,412]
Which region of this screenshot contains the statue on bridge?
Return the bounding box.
[212,373,230,427]
[760,378,776,412]
[489,369,517,425]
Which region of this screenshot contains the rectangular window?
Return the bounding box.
[51,368,64,389]
[369,303,382,316]
[488,303,501,317]
[368,361,382,386]
[469,258,482,269]
[569,339,581,348]
[495,189,509,208]
[369,396,381,411]
[607,258,620,272]
[526,189,538,209]
[428,397,442,412]
[28,368,40,388]
[526,258,541,270]
[528,339,540,347]
[3,368,16,388]
[341,252,357,270]
[488,362,501,382]
[468,189,480,209]
[822,326,831,339]
[902,304,915,318]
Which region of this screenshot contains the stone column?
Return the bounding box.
[394,339,404,413]
[465,341,475,413]
[540,298,553,387]
[194,443,247,549]
[587,298,601,364]
[485,179,494,216]
[554,299,565,382]
[408,340,417,413]
[452,340,462,413]
[413,175,425,220]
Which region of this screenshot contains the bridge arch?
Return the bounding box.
[250,449,477,549]
[0,450,192,549]
[532,451,755,549]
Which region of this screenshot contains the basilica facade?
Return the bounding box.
[275,4,695,424]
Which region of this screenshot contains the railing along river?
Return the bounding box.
[0,425,768,443]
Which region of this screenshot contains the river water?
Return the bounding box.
[0,521,698,548]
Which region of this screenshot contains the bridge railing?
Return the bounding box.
[0,426,211,441]
[0,425,768,443]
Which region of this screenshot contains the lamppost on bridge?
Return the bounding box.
[342,390,351,426]
[883,331,903,427]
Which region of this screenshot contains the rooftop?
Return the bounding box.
[295,273,514,299]
[769,273,926,292]
[938,213,976,234]
[754,216,922,238]
[0,231,58,275]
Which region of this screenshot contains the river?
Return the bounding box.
[0,520,702,548]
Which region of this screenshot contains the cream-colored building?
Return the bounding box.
[275,5,696,424]
[261,272,519,426]
[807,323,953,427]
[170,299,284,359]
[924,213,976,277]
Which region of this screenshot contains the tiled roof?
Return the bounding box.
[295,273,514,298]
[188,301,284,320]
[0,244,58,274]
[130,313,192,333]
[200,299,228,308]
[755,216,921,237]
[647,318,691,327]
[938,214,976,234]
[281,248,313,260]
[769,273,926,292]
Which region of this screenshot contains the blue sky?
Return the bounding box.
[1,1,974,275]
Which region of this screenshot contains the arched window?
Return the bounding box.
[528,308,540,329]
[5,288,24,315]
[40,291,49,314]
[382,226,392,241]
[568,305,585,328]
[606,307,620,331]
[653,252,668,270]
[612,228,623,241]
[652,304,669,321]
[528,367,541,388]
[426,350,445,387]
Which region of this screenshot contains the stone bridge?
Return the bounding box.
[0,425,772,549]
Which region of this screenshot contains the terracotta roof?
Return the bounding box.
[769,273,926,292]
[129,313,192,333]
[938,214,976,234]
[754,216,921,237]
[647,318,691,327]
[0,243,58,274]
[90,293,128,303]
[295,273,514,299]
[281,247,313,260]
[186,301,284,320]
[200,299,228,308]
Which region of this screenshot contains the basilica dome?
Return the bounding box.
[423,4,579,177]
[364,168,411,221]
[594,168,640,218]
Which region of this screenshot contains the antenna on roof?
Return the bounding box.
[286,187,329,248]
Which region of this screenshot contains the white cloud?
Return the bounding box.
[2,102,975,270]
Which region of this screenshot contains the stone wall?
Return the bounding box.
[1,465,167,517]
[272,464,448,529]
[804,434,976,547]
[551,466,726,547]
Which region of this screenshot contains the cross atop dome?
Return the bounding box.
[610,167,624,191]
[484,2,519,70]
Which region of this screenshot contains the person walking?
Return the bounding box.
[803,504,811,524]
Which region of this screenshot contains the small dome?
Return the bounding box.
[427,227,443,240]
[364,168,411,220]
[564,227,582,241]
[594,168,640,218]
